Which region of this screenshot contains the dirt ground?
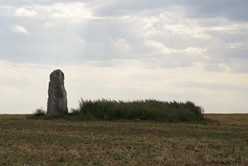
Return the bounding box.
[0,114,247,165]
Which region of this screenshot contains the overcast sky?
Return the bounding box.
[0,0,248,114]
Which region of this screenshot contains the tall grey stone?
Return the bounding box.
[47,69,68,116]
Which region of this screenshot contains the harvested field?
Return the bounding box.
[0,114,247,165]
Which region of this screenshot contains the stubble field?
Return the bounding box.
[0,114,248,165]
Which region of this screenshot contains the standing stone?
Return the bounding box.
[47,69,68,116]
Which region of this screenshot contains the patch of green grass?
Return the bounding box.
[69,99,205,123]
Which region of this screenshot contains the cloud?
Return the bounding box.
[10,25,29,34]
[184,47,205,56]
[15,7,37,17]
[93,0,248,21]
[42,3,93,21]
[3,2,248,74]
[144,40,180,54]
[1,1,247,72]
[112,38,132,55]
[184,0,248,21]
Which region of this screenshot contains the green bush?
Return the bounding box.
[34,108,46,116]
[71,99,205,123]
[27,108,46,119]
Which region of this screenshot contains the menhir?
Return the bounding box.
[47,69,68,116]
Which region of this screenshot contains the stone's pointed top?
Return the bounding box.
[52,69,63,73]
[50,69,64,81]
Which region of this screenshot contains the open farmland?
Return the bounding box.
[0,114,248,165]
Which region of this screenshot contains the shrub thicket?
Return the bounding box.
[35,108,46,116]
[27,108,46,119]
[70,99,204,123]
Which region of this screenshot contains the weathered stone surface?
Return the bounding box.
[47,69,68,116]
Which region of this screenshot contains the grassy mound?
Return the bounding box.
[71,99,204,123]
[29,99,205,123]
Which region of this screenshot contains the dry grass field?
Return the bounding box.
[0,114,248,165]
